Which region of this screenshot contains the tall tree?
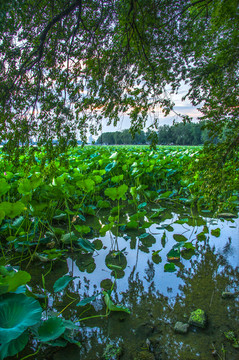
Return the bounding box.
[0,0,238,159]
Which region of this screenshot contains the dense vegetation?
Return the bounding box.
[0,145,238,358]
[0,0,238,357]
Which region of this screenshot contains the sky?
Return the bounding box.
[100,86,201,133]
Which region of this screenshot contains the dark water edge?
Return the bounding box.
[15,207,239,360]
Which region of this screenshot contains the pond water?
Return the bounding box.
[26,206,239,360]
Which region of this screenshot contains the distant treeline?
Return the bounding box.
[96,122,212,145]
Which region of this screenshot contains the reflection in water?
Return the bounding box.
[27,210,238,360]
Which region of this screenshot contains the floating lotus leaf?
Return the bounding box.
[93,239,103,250]
[37,317,65,342]
[211,228,221,237]
[0,293,42,344]
[105,251,127,271]
[173,234,188,242]
[76,254,96,273]
[164,263,177,272]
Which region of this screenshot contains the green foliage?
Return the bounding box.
[37,317,66,342]
[0,202,26,219]
[0,144,237,358]
[211,228,221,237]
[0,331,29,360]
[0,293,42,344]
[76,238,95,253]
[164,263,176,273]
[103,290,130,314]
[76,294,99,307]
[0,269,31,295]
[104,184,128,201]
[53,275,76,293]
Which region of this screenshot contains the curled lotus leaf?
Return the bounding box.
[0,331,29,360]
[0,293,42,344]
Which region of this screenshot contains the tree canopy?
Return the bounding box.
[0,0,238,158]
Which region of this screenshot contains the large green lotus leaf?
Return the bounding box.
[104,184,128,201]
[0,179,10,197]
[0,293,42,343]
[0,202,26,219]
[53,275,76,293]
[0,270,31,295]
[76,179,95,192]
[0,331,28,360]
[37,317,65,342]
[18,179,32,195]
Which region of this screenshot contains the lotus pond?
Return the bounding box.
[0,145,238,360]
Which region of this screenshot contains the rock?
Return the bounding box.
[174,321,189,334]
[189,309,206,328]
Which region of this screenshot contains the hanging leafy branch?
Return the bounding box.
[0,0,238,160]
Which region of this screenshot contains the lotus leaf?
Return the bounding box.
[76,294,99,307]
[0,293,42,343]
[0,179,10,197]
[0,270,31,295]
[164,263,177,272]
[60,232,78,244]
[104,184,128,201]
[173,234,188,242]
[103,291,130,314]
[105,161,116,172]
[0,331,28,360]
[76,238,95,253]
[76,178,95,192]
[0,202,26,219]
[74,225,91,235]
[138,202,147,209]
[18,179,32,195]
[211,228,221,237]
[37,317,65,342]
[53,275,76,293]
